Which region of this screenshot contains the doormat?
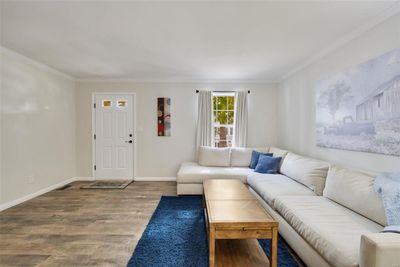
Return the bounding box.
[80,180,133,189]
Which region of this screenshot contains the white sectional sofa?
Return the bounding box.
[176,146,400,267]
[177,146,268,194]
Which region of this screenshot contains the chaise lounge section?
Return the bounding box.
[177,147,267,194]
[176,146,400,267]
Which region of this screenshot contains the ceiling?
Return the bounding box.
[1,1,399,82]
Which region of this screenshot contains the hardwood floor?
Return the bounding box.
[0,181,177,267]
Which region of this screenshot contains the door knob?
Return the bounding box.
[125,140,133,143]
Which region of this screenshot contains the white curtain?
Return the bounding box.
[233,91,248,147]
[196,91,213,151]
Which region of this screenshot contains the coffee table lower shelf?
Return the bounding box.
[215,239,270,267]
[208,225,278,267]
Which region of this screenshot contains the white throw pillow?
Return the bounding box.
[323,165,387,226]
[280,152,329,195]
[198,146,230,167]
[230,147,269,167]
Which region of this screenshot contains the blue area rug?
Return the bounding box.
[128,196,300,267]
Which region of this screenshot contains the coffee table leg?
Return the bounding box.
[209,226,216,267]
[270,227,278,267]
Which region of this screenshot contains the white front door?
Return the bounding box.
[94,94,134,179]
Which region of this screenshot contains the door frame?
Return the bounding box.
[91,92,137,180]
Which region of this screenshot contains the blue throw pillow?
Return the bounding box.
[249,151,273,169]
[254,155,282,174]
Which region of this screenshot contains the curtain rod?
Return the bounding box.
[195,90,250,94]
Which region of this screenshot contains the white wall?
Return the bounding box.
[0,47,76,206]
[75,82,279,178]
[277,14,400,172]
[4,12,397,207]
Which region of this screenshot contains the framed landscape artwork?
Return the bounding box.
[315,49,400,156]
[157,97,171,136]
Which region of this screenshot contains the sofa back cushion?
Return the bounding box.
[323,165,387,226]
[280,152,329,195]
[268,147,289,170]
[230,147,269,167]
[198,146,230,167]
[269,147,288,159]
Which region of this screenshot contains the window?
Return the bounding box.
[213,92,235,147]
[117,100,126,108]
[103,100,112,107]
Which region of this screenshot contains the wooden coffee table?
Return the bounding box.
[203,179,278,267]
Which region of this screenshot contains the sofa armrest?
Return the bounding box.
[360,233,400,267]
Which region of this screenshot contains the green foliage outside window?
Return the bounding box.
[213,94,235,147]
[213,96,234,124]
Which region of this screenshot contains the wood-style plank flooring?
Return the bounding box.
[0,181,177,267]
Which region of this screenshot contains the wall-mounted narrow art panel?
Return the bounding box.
[316,49,400,156]
[157,97,171,136]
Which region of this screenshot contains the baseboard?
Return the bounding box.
[0,176,176,211]
[0,177,76,212]
[134,176,176,182]
[75,177,175,181]
[74,177,95,181]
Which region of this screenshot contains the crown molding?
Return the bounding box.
[1,46,75,81]
[75,78,279,84]
[279,1,400,82]
[4,2,399,85]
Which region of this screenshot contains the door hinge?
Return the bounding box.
[94,165,96,171]
[94,103,96,109]
[94,134,96,140]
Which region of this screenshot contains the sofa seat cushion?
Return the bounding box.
[275,196,384,267]
[177,162,253,184]
[247,172,316,208]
